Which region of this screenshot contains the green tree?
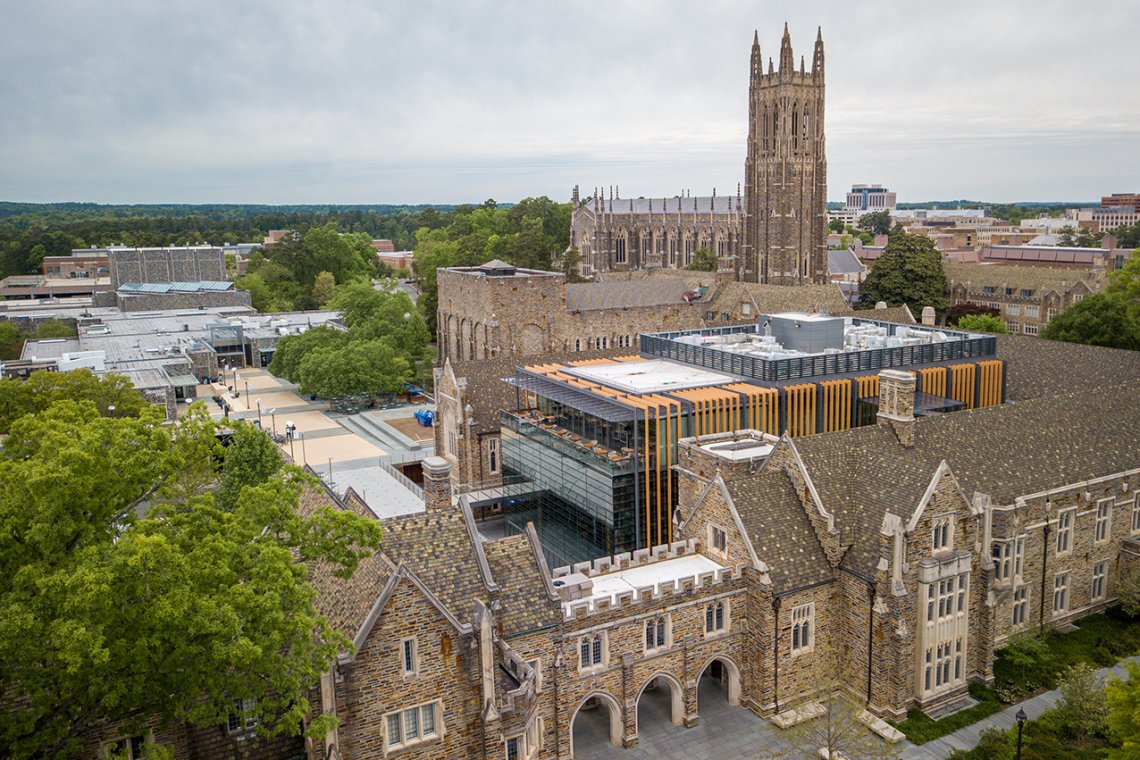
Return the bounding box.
[34,319,77,340]
[955,314,1009,334]
[268,325,350,385]
[1052,662,1110,741]
[1106,661,1140,756]
[1040,293,1140,351]
[297,340,412,398]
[1058,225,1077,247]
[557,246,587,283]
[828,218,845,233]
[0,369,150,434]
[859,210,893,237]
[311,270,336,307]
[686,246,719,272]
[329,279,430,363]
[946,301,1001,326]
[218,421,285,511]
[1106,249,1140,318]
[1112,560,1140,617]
[1002,628,1051,687]
[857,233,948,315]
[0,321,22,361]
[0,402,382,759]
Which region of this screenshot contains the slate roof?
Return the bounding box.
[996,333,1140,401]
[705,281,849,316]
[482,534,560,637]
[943,261,1097,294]
[380,509,489,624]
[828,249,866,276]
[447,349,639,435]
[565,279,697,311]
[834,306,916,325]
[725,469,834,594]
[296,484,392,640]
[792,378,1140,578]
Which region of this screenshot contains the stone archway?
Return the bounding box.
[636,672,685,734]
[696,655,742,707]
[570,691,622,758]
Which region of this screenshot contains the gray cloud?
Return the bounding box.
[2,0,1137,204]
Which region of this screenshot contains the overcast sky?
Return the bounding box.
[3,0,1137,206]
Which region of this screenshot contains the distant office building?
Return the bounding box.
[845,184,897,212]
[1101,193,1140,210]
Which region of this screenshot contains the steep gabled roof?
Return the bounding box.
[791,378,1140,577]
[725,468,834,593]
[996,333,1140,401]
[295,483,392,641]
[482,534,560,637]
[380,509,489,623]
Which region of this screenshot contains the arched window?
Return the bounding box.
[615,234,627,264]
[574,339,580,352]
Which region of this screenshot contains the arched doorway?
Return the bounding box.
[697,655,742,709]
[570,691,622,759]
[636,672,684,735]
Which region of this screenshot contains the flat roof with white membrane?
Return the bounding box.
[582,553,726,604]
[563,359,733,395]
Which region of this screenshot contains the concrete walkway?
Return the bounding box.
[898,654,1140,759]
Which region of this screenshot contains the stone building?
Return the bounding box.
[568,187,743,275]
[571,25,827,285]
[71,333,1140,759]
[435,259,847,365]
[944,261,1105,336]
[741,26,828,285]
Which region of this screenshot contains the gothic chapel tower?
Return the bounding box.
[741,25,828,284]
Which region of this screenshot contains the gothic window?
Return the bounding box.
[705,600,728,635]
[932,516,952,553]
[1012,585,1029,627]
[1056,510,1074,555]
[644,615,669,652]
[488,439,500,475]
[615,235,627,264]
[1053,572,1069,616]
[1092,560,1108,601]
[1096,498,1112,543]
[791,603,814,655]
[579,633,606,671]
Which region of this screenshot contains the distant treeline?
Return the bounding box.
[0,202,498,279]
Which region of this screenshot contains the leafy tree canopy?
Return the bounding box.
[297,340,412,398]
[1040,293,1140,351]
[0,368,150,434]
[946,301,1000,326]
[859,210,892,237]
[686,246,718,272]
[0,401,382,760]
[857,233,948,315]
[955,314,1008,334]
[1106,248,1140,317]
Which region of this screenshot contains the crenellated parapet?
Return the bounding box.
[553,540,746,619]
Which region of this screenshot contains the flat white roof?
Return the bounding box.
[582,553,726,603]
[700,437,775,461]
[564,359,734,395]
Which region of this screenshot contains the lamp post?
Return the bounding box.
[268,409,277,436]
[298,430,306,466]
[244,380,250,401]
[1015,707,1027,760]
[255,399,263,428]
[285,421,295,460]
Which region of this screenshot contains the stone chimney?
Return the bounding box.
[921,306,936,326]
[422,456,453,512]
[877,370,916,448]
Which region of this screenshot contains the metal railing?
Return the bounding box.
[379,458,423,500]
